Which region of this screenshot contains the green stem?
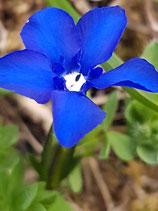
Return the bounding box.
[40,125,76,189]
[47,145,75,189]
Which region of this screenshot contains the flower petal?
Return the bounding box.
[89,58,158,92]
[21,8,81,71]
[76,6,127,75]
[87,67,103,80]
[0,50,54,103]
[52,91,106,148]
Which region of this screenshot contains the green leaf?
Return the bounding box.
[108,131,136,161]
[0,160,24,210]
[28,203,46,211]
[47,193,74,211]
[131,90,158,112]
[125,100,144,123]
[0,171,10,210]
[76,126,100,156]
[17,184,38,210]
[142,41,158,70]
[7,160,24,194]
[99,138,111,160]
[101,52,123,71]
[102,90,118,131]
[68,163,83,192]
[0,88,11,95]
[0,124,18,149]
[125,100,158,124]
[34,183,73,210]
[0,148,20,171]
[35,182,57,203]
[137,144,158,165]
[0,123,19,171]
[45,0,80,23]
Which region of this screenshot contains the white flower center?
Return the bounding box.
[64,72,86,92]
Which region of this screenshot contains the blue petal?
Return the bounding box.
[89,58,158,92]
[87,67,103,80]
[21,8,81,71]
[0,50,54,103]
[52,91,106,148]
[76,6,127,75]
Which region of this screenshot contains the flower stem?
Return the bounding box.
[41,125,76,189]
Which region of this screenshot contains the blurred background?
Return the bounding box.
[0,0,158,211]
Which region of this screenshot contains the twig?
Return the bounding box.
[127,21,152,35]
[82,158,93,192]
[19,122,43,154]
[71,0,92,14]
[88,157,115,211]
[0,21,7,53]
[0,96,43,154]
[144,0,158,38]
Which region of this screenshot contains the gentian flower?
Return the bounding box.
[0,6,158,148]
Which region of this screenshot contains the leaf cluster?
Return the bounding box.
[0,122,73,211]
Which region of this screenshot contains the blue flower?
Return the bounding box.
[0,6,158,148]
